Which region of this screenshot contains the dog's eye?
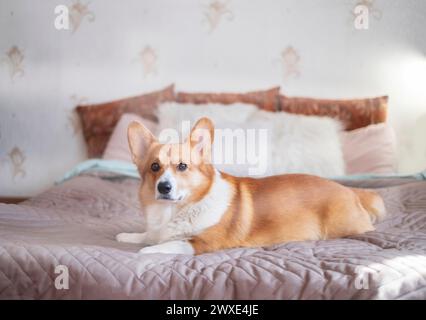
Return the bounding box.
[151,162,160,172]
[177,163,187,171]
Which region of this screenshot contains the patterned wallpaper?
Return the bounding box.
[203,0,234,33]
[1,46,25,80]
[281,46,301,80]
[68,0,95,33]
[1,0,426,196]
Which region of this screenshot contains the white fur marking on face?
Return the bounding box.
[138,240,194,255]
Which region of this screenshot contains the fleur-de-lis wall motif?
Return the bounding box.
[281,46,301,80]
[69,0,95,34]
[1,46,24,80]
[8,147,26,179]
[353,0,382,20]
[203,0,234,33]
[138,46,158,77]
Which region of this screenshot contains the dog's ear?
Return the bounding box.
[127,121,156,164]
[190,117,214,146]
[189,117,214,164]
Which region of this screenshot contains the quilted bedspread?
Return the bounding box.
[1,174,426,299]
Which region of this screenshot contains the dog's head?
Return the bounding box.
[128,117,216,206]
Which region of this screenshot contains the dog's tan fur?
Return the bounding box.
[128,117,386,255]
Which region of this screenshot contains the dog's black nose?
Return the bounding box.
[157,181,172,195]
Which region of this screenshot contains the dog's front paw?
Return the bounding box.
[138,240,194,255]
[116,232,147,244]
[138,245,164,254]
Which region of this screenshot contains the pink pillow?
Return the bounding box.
[341,123,397,175]
[103,113,157,163]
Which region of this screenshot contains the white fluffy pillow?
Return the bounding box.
[156,102,345,177]
[247,110,345,177]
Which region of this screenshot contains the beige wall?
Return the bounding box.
[1,0,426,196]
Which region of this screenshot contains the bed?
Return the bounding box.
[1,163,426,299]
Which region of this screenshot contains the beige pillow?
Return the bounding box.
[341,123,397,175]
[103,113,157,163]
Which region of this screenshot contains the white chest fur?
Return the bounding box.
[143,171,232,244]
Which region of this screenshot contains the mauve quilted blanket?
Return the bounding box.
[0,174,425,299]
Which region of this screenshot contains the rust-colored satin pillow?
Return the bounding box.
[76,84,175,157]
[278,95,388,131]
[176,87,280,111]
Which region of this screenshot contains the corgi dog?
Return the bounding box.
[116,117,386,255]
